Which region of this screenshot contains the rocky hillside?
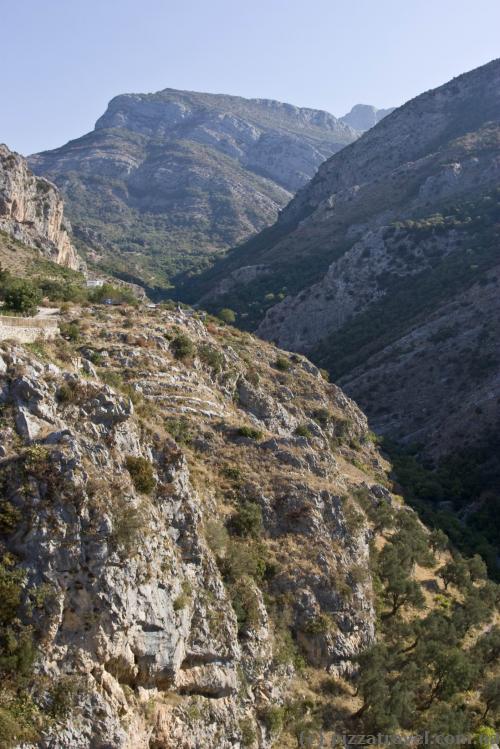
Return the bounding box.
[0,145,80,271]
[28,90,357,291]
[1,286,498,746]
[192,60,500,464]
[340,104,395,131]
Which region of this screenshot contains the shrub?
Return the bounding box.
[239,717,256,747]
[165,416,192,444]
[303,612,333,634]
[230,576,261,633]
[237,426,262,441]
[173,581,193,612]
[219,539,268,583]
[311,408,330,427]
[205,519,229,556]
[198,344,224,373]
[59,321,80,342]
[229,502,263,538]
[57,380,84,404]
[111,503,148,552]
[275,355,291,372]
[0,501,22,535]
[221,465,242,481]
[100,370,123,389]
[3,280,41,315]
[259,705,285,735]
[295,424,313,439]
[89,283,137,305]
[125,456,156,494]
[218,308,236,323]
[170,334,195,360]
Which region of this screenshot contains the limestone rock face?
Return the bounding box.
[0,144,81,270]
[0,305,400,747]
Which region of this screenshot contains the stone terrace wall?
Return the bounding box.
[0,315,59,343]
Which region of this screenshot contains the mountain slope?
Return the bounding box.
[1,298,498,746]
[192,58,500,445]
[29,89,357,290]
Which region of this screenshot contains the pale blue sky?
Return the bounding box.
[2,0,500,156]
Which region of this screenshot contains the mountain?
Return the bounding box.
[1,291,497,746]
[0,144,80,270]
[190,59,500,554]
[341,103,396,131]
[28,89,357,291]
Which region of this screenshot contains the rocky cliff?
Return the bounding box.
[0,301,392,747]
[0,145,80,270]
[1,291,498,746]
[28,90,357,290]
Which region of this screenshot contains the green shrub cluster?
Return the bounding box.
[125,456,156,494]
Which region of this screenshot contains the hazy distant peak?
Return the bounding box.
[340,103,396,132]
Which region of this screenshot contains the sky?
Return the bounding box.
[2,0,500,156]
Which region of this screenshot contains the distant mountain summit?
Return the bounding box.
[29,89,357,290]
[340,103,395,131]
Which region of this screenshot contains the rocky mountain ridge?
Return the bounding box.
[0,144,80,271]
[28,89,358,290]
[192,59,500,466]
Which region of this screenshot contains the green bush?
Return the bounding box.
[165,416,192,444]
[88,283,137,305]
[237,426,262,441]
[275,355,291,372]
[259,705,285,735]
[295,424,313,439]
[239,717,257,747]
[198,343,224,373]
[229,502,263,538]
[217,308,236,323]
[170,334,195,360]
[173,581,193,612]
[125,456,156,494]
[3,280,41,315]
[59,321,80,342]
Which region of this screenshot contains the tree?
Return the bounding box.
[378,544,425,618]
[468,554,487,582]
[3,279,41,315]
[420,648,475,709]
[218,308,236,324]
[429,528,448,554]
[480,677,500,720]
[474,626,500,666]
[352,645,393,729]
[438,557,470,591]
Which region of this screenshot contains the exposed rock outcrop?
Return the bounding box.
[0,144,80,270]
[0,304,400,747]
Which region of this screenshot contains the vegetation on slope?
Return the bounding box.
[0,270,498,745]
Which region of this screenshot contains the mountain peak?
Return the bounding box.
[340,103,396,131]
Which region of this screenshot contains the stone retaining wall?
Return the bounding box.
[0,315,59,343]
